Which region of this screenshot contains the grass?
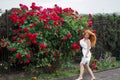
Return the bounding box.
[13,62,80,80]
[38,69,79,80]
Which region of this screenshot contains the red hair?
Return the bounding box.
[84,30,96,47]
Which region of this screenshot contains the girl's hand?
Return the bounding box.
[85,55,88,58]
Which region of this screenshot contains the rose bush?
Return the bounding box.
[0,2,93,73]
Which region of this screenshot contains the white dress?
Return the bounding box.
[79,39,91,65]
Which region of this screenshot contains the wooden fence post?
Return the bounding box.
[5,10,9,38]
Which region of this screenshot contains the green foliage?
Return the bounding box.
[90,52,120,72]
[97,52,119,70]
[92,13,120,60]
[0,3,92,73]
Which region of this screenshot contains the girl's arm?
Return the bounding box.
[85,39,91,57]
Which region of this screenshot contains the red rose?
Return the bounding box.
[17,40,22,43]
[29,33,38,43]
[30,2,37,10]
[89,13,92,18]
[12,9,20,14]
[80,16,83,18]
[92,59,98,64]
[88,21,93,27]
[77,29,81,33]
[23,27,29,32]
[6,42,10,47]
[26,33,32,38]
[30,23,36,28]
[26,59,31,63]
[39,31,42,35]
[16,52,21,59]
[62,36,67,41]
[53,53,57,57]
[39,15,47,21]
[40,43,46,50]
[11,37,16,41]
[92,30,96,33]
[26,54,31,58]
[9,48,16,51]
[54,21,59,26]
[30,25,34,28]
[1,39,4,43]
[72,42,80,51]
[67,33,72,39]
[91,64,98,70]
[54,59,57,62]
[75,11,78,14]
[32,40,38,44]
[20,61,23,64]
[32,33,38,38]
[1,43,4,47]
[19,4,28,11]
[54,4,58,7]
[19,34,24,39]
[9,14,19,23]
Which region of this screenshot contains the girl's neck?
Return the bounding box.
[84,38,88,40]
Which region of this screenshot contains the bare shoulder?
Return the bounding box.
[87,39,90,42]
[86,39,91,44]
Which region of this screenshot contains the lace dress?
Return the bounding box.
[79,39,91,65]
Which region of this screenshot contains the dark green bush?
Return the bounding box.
[92,13,120,60]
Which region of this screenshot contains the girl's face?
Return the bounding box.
[84,33,90,39]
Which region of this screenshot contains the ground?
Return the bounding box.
[57,68,120,80]
[0,68,120,80]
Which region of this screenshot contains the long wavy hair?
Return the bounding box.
[84,30,96,47]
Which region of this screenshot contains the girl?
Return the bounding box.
[76,30,96,80]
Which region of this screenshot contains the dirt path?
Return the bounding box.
[57,68,120,80]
